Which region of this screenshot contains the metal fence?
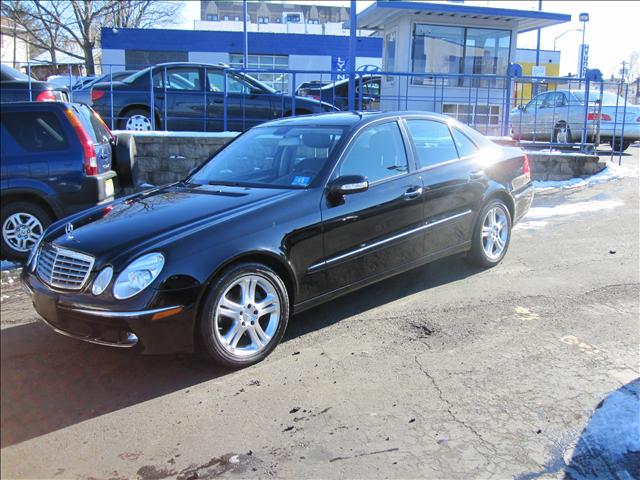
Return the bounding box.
[10,61,639,161]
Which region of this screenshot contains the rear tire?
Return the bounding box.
[200,263,290,369]
[1,201,53,260]
[467,199,512,268]
[113,133,139,188]
[553,123,572,144]
[119,108,154,131]
[610,138,632,152]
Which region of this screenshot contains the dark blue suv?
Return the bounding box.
[1,102,119,259]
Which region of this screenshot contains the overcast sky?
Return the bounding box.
[179,0,638,79]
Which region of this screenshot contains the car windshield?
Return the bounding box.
[573,91,628,105]
[188,125,345,188]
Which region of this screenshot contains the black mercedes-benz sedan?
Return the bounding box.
[22,111,533,368]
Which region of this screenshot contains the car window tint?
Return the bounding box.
[207,72,248,93]
[166,68,200,91]
[406,120,458,168]
[450,127,478,158]
[339,122,408,183]
[1,111,68,152]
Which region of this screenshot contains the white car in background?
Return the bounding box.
[510,89,640,151]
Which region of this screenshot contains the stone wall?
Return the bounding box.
[525,151,606,181]
[113,131,239,185]
[116,132,606,186]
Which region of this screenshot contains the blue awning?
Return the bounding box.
[358,1,571,33]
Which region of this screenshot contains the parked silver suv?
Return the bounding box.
[510,89,640,151]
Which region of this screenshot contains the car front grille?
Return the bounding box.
[37,244,94,290]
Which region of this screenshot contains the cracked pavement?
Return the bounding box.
[1,148,639,479]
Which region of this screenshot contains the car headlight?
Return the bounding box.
[28,235,44,272]
[92,266,113,296]
[113,253,164,300]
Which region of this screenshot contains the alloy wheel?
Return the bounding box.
[2,212,43,253]
[213,274,281,357]
[481,206,509,260]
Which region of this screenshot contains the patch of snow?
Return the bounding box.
[533,163,631,192]
[525,200,623,221]
[111,130,241,138]
[513,220,548,231]
[1,260,21,271]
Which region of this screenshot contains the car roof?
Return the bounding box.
[257,110,458,128]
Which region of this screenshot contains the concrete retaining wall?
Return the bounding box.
[112,131,240,185]
[525,151,606,181]
[116,132,606,186]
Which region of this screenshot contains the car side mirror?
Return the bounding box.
[328,175,369,200]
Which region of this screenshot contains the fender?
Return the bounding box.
[0,182,64,218]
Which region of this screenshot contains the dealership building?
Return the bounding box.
[101,1,570,129]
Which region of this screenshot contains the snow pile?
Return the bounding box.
[514,199,623,231]
[534,162,631,192]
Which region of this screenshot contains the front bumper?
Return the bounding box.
[21,270,199,354]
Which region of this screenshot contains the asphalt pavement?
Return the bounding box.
[1,148,639,479]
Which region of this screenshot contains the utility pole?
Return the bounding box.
[243,0,248,69]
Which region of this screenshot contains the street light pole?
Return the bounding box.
[553,28,581,51]
[578,12,589,79]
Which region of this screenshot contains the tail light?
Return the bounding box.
[587,112,612,121]
[64,109,98,176]
[91,89,106,102]
[523,153,531,177]
[36,90,57,102]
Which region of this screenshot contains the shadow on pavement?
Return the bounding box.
[1,255,481,448]
[515,378,640,480]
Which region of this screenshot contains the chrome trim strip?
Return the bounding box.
[309,209,472,271]
[69,305,184,318]
[39,316,139,348]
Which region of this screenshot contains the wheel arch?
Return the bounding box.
[192,250,298,343]
[0,190,61,219]
[484,188,515,222]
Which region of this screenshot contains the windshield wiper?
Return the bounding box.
[205,180,248,187]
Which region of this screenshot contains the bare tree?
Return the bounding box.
[1,0,183,75]
[625,51,640,83]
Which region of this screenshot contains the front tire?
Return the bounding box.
[467,200,512,267]
[200,263,290,368]
[1,201,53,260]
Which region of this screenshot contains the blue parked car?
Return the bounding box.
[0,102,122,259]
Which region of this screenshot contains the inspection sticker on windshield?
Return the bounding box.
[292,176,311,186]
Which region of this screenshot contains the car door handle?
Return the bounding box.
[403,187,423,200]
[469,170,484,180]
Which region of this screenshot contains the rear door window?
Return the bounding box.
[450,127,478,158]
[405,120,459,168]
[0,110,68,152]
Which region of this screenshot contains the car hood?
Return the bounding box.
[48,183,300,265]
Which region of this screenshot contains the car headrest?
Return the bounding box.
[302,132,332,149]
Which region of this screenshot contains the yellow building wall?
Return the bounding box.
[514,61,561,105]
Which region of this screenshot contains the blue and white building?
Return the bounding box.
[101,28,382,94]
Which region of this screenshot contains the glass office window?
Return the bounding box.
[463,28,510,87]
[384,31,397,84]
[411,24,464,85]
[229,54,290,93]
